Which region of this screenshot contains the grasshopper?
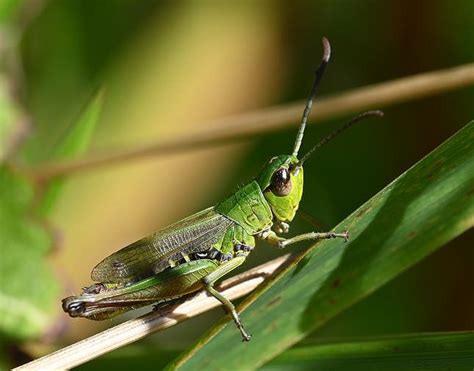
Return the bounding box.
[62,38,383,342]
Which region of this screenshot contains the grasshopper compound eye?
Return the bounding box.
[270,168,292,196]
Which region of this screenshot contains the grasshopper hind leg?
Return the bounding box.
[204,283,251,342]
[202,256,251,342]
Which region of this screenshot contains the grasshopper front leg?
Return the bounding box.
[261,229,349,249]
[202,255,252,342]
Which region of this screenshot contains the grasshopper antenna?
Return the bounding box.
[292,37,331,157]
[299,110,384,165]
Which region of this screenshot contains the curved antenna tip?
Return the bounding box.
[321,37,331,62]
[292,37,332,157]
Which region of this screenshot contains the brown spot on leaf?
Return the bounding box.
[408,231,417,239]
[265,296,282,309]
[433,159,445,168]
[267,322,278,332]
[356,207,368,218]
[331,278,341,288]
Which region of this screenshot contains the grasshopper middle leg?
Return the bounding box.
[262,229,349,249]
[202,256,251,342]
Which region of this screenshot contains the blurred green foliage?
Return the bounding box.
[0,77,19,161]
[0,0,472,369]
[0,167,58,339]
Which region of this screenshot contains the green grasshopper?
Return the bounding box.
[62,38,383,342]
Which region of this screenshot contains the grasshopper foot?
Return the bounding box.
[328,231,349,242]
[237,321,252,342]
[342,230,350,242]
[242,332,252,342]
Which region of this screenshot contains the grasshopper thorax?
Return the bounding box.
[257,154,304,223]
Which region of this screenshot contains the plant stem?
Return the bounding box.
[14,254,291,370]
[29,63,474,181]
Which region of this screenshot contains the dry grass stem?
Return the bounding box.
[14,255,291,370]
[30,63,474,181]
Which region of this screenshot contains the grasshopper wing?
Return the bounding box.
[91,207,232,284]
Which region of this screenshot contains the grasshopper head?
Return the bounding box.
[256,38,382,223]
[257,155,303,222]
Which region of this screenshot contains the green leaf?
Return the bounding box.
[262,332,474,371]
[0,167,59,339]
[39,89,104,215]
[0,75,24,161]
[170,121,474,370]
[50,89,104,160]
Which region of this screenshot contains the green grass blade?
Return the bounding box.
[38,90,104,215]
[262,332,474,371]
[50,90,104,160]
[170,121,474,370]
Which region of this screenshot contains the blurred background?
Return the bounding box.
[1,0,473,369]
